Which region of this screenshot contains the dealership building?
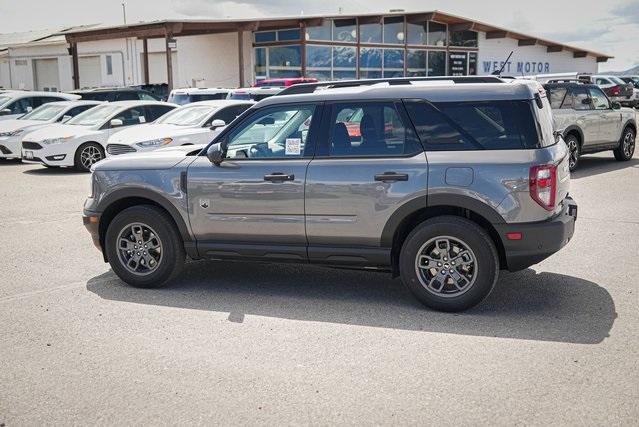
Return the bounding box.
[0,10,611,92]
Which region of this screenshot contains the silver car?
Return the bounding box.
[83,78,577,312]
[545,82,636,171]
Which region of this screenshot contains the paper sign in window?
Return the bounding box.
[285,138,301,155]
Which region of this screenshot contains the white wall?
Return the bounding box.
[175,31,253,88]
[0,59,10,88]
[477,32,599,76]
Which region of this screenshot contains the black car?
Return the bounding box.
[71,87,160,102]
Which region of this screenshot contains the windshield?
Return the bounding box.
[66,104,120,126]
[610,76,626,85]
[21,104,66,121]
[0,96,10,108]
[157,105,215,126]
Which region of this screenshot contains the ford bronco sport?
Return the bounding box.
[83,78,577,312]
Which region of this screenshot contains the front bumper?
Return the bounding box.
[495,197,577,272]
[83,211,102,251]
[0,136,21,159]
[21,141,73,166]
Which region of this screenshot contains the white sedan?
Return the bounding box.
[21,100,177,171]
[0,91,80,121]
[0,100,101,160]
[105,100,254,156]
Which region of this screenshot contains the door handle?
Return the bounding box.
[264,172,295,182]
[374,172,409,182]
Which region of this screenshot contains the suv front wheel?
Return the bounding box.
[105,205,185,288]
[399,216,499,312]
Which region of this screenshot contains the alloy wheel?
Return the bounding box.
[623,130,635,158]
[568,139,579,170]
[116,223,163,276]
[414,236,478,298]
[80,145,103,169]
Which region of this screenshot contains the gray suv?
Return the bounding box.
[83,79,577,312]
[544,82,636,171]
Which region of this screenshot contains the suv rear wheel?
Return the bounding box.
[614,127,635,161]
[105,205,185,288]
[565,134,580,171]
[399,216,499,312]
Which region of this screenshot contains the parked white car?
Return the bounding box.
[21,100,177,171]
[167,88,234,105]
[105,100,254,156]
[228,87,283,101]
[0,100,102,160]
[0,91,80,121]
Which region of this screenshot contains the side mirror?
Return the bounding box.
[61,115,72,123]
[612,101,621,110]
[206,142,224,166]
[209,119,226,130]
[0,108,11,116]
[581,98,592,105]
[110,118,124,127]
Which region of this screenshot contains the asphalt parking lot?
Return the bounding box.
[0,154,638,425]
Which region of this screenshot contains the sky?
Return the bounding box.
[0,0,637,71]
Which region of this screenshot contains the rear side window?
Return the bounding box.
[328,102,421,157]
[572,88,591,111]
[405,100,540,150]
[115,91,139,101]
[547,87,567,109]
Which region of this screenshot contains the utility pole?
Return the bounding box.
[122,1,127,24]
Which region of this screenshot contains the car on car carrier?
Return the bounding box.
[83,76,577,312]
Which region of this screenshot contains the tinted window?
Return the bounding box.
[225,105,315,159]
[572,88,591,111]
[63,105,95,119]
[6,98,34,114]
[329,102,419,157]
[34,96,65,108]
[113,107,146,126]
[588,87,610,110]
[595,78,611,85]
[547,87,567,109]
[139,92,158,101]
[115,91,139,101]
[405,100,540,150]
[145,105,175,121]
[213,105,250,125]
[191,93,228,102]
[79,92,114,102]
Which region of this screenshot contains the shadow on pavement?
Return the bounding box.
[87,261,615,344]
[22,167,86,175]
[0,159,23,166]
[572,156,638,179]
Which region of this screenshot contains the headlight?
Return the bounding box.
[41,136,73,145]
[136,137,173,148]
[0,129,24,137]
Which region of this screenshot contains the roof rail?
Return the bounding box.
[278,76,505,96]
[545,79,584,84]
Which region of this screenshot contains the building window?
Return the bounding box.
[428,51,446,76]
[305,45,356,81]
[333,19,357,43]
[359,21,382,44]
[254,45,302,79]
[407,50,426,76]
[306,21,331,41]
[428,22,447,46]
[333,46,356,79]
[449,30,478,47]
[255,29,300,44]
[359,48,382,79]
[255,47,267,79]
[469,52,477,75]
[383,16,405,45]
[406,21,427,45]
[106,55,113,75]
[383,49,404,77]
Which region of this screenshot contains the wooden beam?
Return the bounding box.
[70,41,80,90]
[596,56,608,63]
[547,45,562,53]
[142,38,149,84]
[300,21,307,78]
[164,28,174,92]
[301,18,324,28]
[486,31,508,39]
[405,13,435,23]
[518,38,537,46]
[573,51,587,58]
[238,29,245,87]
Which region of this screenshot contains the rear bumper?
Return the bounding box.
[495,197,577,272]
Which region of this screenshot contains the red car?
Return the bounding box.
[253,78,318,88]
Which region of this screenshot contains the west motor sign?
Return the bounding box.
[482,60,551,75]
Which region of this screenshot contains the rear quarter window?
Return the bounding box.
[405,100,541,150]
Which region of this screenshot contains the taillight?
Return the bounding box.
[612,86,620,96]
[529,164,556,211]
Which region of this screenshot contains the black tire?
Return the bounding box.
[105,205,185,288]
[399,216,499,312]
[74,142,105,172]
[565,134,580,172]
[614,127,636,161]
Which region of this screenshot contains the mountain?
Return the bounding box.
[606,65,639,76]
